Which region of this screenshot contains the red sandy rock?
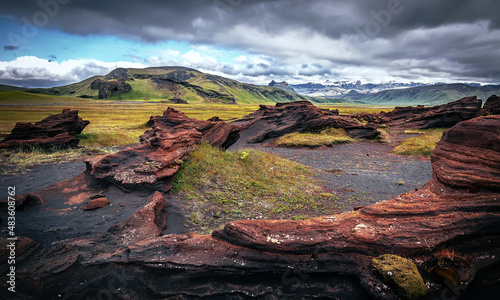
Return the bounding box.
[480,94,500,116]
[83,197,110,210]
[85,107,240,190]
[383,96,482,129]
[235,101,380,143]
[431,115,500,190]
[0,109,90,150]
[5,115,500,299]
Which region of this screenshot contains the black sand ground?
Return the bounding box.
[1,135,431,245]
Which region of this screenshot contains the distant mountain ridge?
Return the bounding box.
[291,81,500,105]
[268,80,296,93]
[27,67,311,104]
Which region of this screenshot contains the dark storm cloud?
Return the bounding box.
[4,45,19,51]
[2,0,500,83]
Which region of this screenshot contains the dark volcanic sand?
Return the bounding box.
[1,135,431,245]
[0,161,190,245]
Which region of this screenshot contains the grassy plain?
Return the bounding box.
[392,129,446,156]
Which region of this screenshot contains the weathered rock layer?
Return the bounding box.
[234,100,381,143]
[85,107,240,190]
[0,109,89,149]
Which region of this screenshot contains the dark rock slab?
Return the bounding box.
[85,107,240,190]
[0,109,89,150]
[235,101,380,143]
[384,96,482,129]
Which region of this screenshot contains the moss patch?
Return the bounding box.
[372,254,427,300]
[171,143,348,234]
[275,128,355,148]
[392,128,446,156]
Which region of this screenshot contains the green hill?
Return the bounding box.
[348,83,500,106]
[0,84,26,91]
[31,66,312,104]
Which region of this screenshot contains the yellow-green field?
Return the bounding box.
[0,95,393,147]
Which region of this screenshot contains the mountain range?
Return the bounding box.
[26,67,311,104]
[1,66,499,105]
[289,80,500,105]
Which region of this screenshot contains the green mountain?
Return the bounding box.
[30,66,311,104]
[0,84,26,91]
[346,83,500,106]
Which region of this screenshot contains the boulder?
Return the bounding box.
[83,197,109,210]
[85,107,240,190]
[431,115,500,190]
[384,96,482,129]
[235,101,380,144]
[480,94,500,116]
[372,254,427,300]
[0,109,90,150]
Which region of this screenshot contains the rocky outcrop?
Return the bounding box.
[234,101,380,144]
[480,94,500,116]
[0,109,89,150]
[90,79,132,99]
[2,115,499,299]
[268,80,297,93]
[85,107,240,190]
[383,96,482,128]
[431,115,500,190]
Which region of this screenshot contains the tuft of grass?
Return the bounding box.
[172,142,343,234]
[0,146,117,175]
[275,128,355,148]
[392,129,446,156]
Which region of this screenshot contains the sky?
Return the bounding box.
[1,0,499,88]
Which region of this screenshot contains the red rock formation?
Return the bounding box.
[431,116,500,190]
[234,101,380,144]
[85,107,240,190]
[480,94,500,116]
[0,109,89,149]
[383,96,482,129]
[3,116,499,299]
[83,197,110,210]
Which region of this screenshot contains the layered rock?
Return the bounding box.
[383,96,482,129]
[2,115,499,299]
[431,116,500,190]
[0,109,89,149]
[234,101,380,143]
[85,107,240,190]
[480,94,500,116]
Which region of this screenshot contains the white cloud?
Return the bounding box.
[0,56,146,83]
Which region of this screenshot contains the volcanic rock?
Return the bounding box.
[3,116,500,299]
[85,107,240,190]
[235,101,380,144]
[0,109,90,150]
[90,79,132,99]
[384,96,482,129]
[83,197,109,210]
[431,115,500,190]
[480,94,500,116]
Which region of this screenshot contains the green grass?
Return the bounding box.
[276,128,355,148]
[172,143,344,234]
[392,129,446,156]
[0,146,116,175]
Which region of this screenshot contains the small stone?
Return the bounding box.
[84,197,110,210]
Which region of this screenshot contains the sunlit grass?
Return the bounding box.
[0,146,117,175]
[276,128,355,148]
[392,128,446,156]
[172,143,343,234]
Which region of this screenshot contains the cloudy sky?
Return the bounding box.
[1,0,499,87]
